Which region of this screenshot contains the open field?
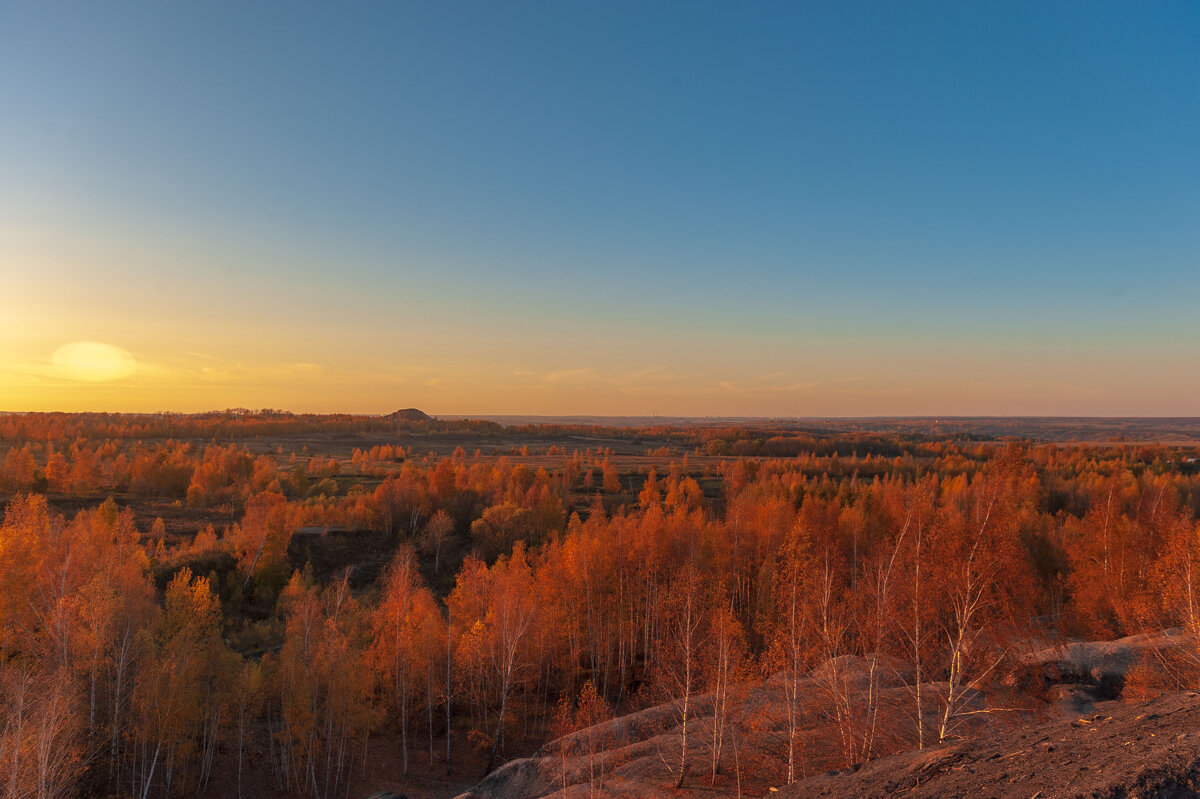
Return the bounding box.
[450,415,1200,444]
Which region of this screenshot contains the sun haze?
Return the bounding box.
[50,341,137,382]
[1,3,1197,415]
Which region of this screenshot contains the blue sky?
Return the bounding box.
[1,2,1197,415]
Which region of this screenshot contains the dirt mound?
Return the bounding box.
[459,632,1196,799]
[460,694,721,799]
[784,690,1200,798]
[1008,629,1190,701]
[389,408,434,423]
[457,671,924,799]
[807,653,915,690]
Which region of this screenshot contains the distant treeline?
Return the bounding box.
[0,410,506,443]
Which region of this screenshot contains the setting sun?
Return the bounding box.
[50,341,136,382]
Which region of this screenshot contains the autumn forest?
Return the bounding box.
[4,411,1200,798]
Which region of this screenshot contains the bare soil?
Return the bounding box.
[785,690,1200,798]
[455,634,1200,799]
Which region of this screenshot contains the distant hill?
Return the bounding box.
[387,408,434,424]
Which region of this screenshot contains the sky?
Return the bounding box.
[1,1,1197,416]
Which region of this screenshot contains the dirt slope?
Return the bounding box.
[785,691,1200,799]
[456,662,943,799]
[456,632,1196,799]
